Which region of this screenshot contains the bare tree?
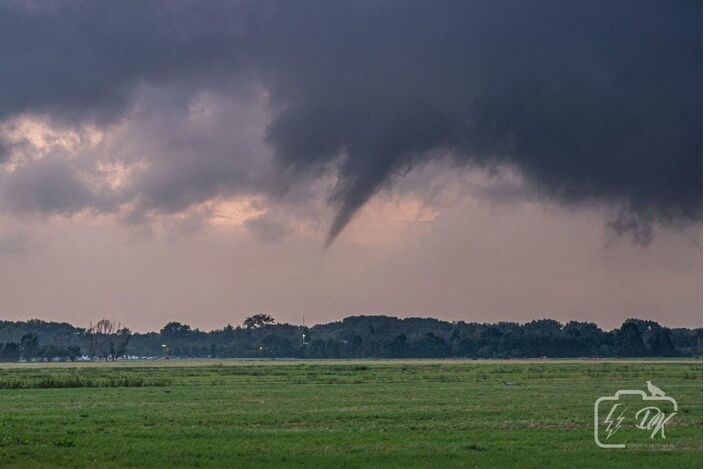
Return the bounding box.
[87,319,130,361]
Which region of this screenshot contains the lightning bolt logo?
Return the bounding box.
[603,403,629,440]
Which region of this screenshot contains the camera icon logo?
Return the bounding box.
[594,382,677,449]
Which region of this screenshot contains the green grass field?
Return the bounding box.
[0,360,700,468]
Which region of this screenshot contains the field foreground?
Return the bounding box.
[0,360,700,468]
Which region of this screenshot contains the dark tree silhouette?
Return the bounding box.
[0,316,699,361]
[20,333,39,361]
[243,314,276,329]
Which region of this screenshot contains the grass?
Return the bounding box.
[0,359,699,468]
[0,375,171,389]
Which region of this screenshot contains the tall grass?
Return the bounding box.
[0,374,172,389]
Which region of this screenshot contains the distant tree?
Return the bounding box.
[412,332,450,358]
[261,335,294,357]
[39,344,54,361]
[2,342,20,361]
[160,322,192,340]
[643,326,677,357]
[616,319,648,357]
[383,334,408,358]
[67,345,82,361]
[0,315,700,360]
[87,319,130,361]
[20,333,39,361]
[307,339,327,358]
[562,321,603,356]
[670,328,703,357]
[523,319,563,334]
[243,314,275,329]
[88,319,114,360]
[113,328,131,360]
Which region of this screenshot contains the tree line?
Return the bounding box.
[0,315,700,361]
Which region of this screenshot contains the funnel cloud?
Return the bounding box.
[0,1,699,243]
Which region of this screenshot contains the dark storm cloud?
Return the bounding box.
[259,1,702,243]
[110,86,275,221]
[0,1,700,242]
[0,156,117,215]
[0,1,251,122]
[0,140,10,163]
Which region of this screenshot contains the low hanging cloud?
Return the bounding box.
[0,1,700,244]
[0,156,97,215]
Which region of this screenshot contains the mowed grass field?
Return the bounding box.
[0,360,700,468]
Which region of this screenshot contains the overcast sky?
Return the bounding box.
[0,1,700,331]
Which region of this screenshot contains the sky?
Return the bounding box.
[0,0,700,331]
